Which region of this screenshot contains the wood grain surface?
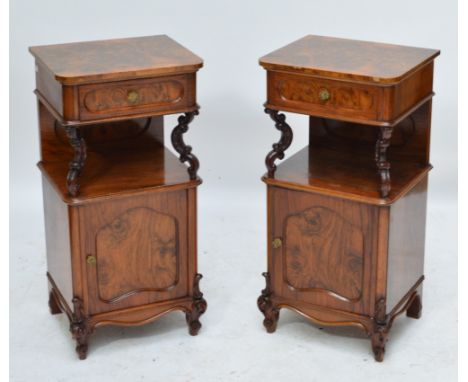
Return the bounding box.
[30,35,203,84]
[260,35,439,84]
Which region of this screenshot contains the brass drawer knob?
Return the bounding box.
[272,238,282,249]
[319,89,330,102]
[86,255,97,266]
[127,90,140,103]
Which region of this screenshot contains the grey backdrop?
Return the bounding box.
[10,1,457,381]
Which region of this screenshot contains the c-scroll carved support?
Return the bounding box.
[185,273,207,336]
[370,291,424,362]
[69,297,90,360]
[374,126,393,198]
[264,108,293,177]
[257,272,280,333]
[171,111,200,180]
[64,126,87,197]
[371,297,389,362]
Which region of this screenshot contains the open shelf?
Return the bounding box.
[263,145,431,205]
[39,123,199,204]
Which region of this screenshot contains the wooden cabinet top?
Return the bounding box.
[259,35,439,84]
[29,35,203,85]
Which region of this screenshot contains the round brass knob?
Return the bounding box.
[127,90,140,103]
[86,255,97,266]
[319,89,330,102]
[272,238,282,249]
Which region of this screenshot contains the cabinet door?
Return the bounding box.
[79,190,189,315]
[269,187,377,315]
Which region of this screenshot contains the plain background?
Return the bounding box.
[10,0,457,381]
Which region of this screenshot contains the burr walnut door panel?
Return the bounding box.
[79,190,189,315]
[269,187,378,314]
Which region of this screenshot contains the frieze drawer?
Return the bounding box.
[267,71,381,122]
[78,74,196,120]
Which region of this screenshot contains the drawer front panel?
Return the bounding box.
[78,74,195,120]
[269,187,378,315]
[267,71,380,121]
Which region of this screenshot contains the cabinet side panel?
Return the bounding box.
[187,187,197,296]
[43,176,73,303]
[35,62,63,116]
[383,62,434,121]
[386,176,428,311]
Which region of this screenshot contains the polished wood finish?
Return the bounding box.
[30,35,202,125]
[29,35,203,84]
[258,36,437,361]
[260,35,439,84]
[261,36,438,127]
[31,36,206,359]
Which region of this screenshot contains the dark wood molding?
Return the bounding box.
[264,108,293,177]
[171,111,200,180]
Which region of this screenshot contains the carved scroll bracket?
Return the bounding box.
[69,297,90,360]
[374,126,393,198]
[64,126,87,197]
[185,273,207,335]
[370,293,422,362]
[171,111,200,180]
[257,272,280,333]
[264,108,293,177]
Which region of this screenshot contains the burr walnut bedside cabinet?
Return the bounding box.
[256,35,439,361]
[29,35,207,359]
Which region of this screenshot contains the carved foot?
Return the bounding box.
[406,294,422,319]
[264,108,293,177]
[48,290,62,315]
[69,297,89,360]
[257,272,280,333]
[371,325,388,362]
[70,321,89,360]
[171,111,200,180]
[186,273,207,336]
[64,126,87,197]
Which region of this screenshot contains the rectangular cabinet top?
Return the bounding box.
[259,35,439,84]
[29,35,203,85]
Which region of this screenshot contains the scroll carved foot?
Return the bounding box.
[264,108,293,177]
[171,111,200,180]
[257,272,280,333]
[186,273,207,336]
[69,297,90,360]
[406,294,422,319]
[374,126,393,198]
[48,290,62,315]
[70,322,89,360]
[64,126,87,197]
[371,325,388,362]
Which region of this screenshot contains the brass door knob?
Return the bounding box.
[319,89,330,102]
[272,238,282,249]
[86,255,97,266]
[127,90,140,103]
